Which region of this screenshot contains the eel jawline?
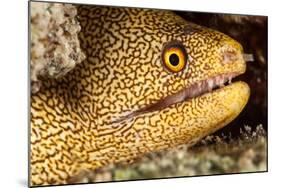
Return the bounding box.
[113,72,240,124]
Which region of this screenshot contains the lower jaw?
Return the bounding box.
[184,81,250,136]
[128,81,250,151]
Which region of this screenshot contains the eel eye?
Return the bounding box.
[161,41,188,73]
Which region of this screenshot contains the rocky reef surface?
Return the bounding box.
[30,2,85,93]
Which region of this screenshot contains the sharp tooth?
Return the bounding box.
[215,77,219,84]
[206,80,211,92]
[219,79,225,87]
[228,77,232,84]
[208,80,214,88]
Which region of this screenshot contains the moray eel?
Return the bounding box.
[30,5,250,186]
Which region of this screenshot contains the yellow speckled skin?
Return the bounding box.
[30,5,250,186]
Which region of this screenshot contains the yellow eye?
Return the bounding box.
[161,41,188,73]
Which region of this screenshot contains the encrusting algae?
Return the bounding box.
[30,2,85,93]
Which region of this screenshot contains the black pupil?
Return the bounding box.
[169,53,179,66]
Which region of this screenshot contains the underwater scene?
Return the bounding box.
[29,1,267,186]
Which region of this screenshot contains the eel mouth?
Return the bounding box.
[113,72,242,124]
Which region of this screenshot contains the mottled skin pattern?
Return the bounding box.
[30,5,250,186]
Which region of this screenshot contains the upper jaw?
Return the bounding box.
[136,72,241,113]
[112,71,242,124]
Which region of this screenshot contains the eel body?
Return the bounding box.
[30,5,250,186]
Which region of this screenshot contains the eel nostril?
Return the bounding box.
[243,53,254,62]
